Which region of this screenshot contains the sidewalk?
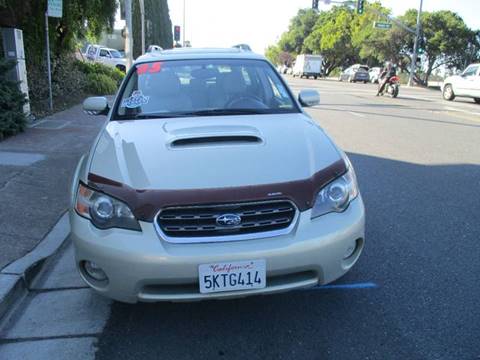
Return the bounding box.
[0,103,105,270]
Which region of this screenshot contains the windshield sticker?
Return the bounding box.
[136,64,149,75]
[149,61,162,73]
[121,90,149,108]
[136,62,163,75]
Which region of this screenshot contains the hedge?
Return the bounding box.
[0,59,27,140]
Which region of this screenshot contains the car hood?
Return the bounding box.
[89,113,342,191]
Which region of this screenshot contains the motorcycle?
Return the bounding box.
[379,75,400,98]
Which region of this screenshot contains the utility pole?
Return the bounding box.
[408,0,423,87]
[44,12,53,111]
[183,0,186,47]
[125,0,133,69]
[139,0,145,54]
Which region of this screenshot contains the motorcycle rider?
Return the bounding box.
[376,61,397,96]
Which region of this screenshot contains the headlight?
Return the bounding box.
[75,183,141,231]
[311,160,359,219]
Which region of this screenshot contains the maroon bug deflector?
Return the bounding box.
[87,159,347,222]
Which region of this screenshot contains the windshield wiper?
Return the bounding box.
[116,113,191,120]
[180,108,269,116]
[115,108,271,120]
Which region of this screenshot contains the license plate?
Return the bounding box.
[199,259,266,294]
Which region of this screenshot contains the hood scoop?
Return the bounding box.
[170,135,263,148]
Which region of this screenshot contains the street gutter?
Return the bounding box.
[0,213,70,321]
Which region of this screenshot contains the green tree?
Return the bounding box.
[462,30,480,69]
[265,45,294,66]
[132,0,173,57]
[350,1,395,66]
[396,9,477,83]
[265,45,281,64]
[0,0,117,60]
[278,9,319,55]
[304,6,356,75]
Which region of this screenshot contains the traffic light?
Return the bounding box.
[356,0,365,14]
[174,25,181,42]
[312,0,319,10]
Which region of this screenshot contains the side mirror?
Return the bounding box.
[83,97,109,115]
[298,89,320,107]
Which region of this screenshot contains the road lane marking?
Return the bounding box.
[348,111,365,118]
[302,282,379,291]
[444,106,480,116]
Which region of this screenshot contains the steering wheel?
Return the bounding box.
[226,95,267,109]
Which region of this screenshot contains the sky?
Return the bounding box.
[165,0,480,54]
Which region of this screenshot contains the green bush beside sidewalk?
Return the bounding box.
[0,59,27,140]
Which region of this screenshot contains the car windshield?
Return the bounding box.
[357,67,369,72]
[110,50,123,58]
[115,59,298,120]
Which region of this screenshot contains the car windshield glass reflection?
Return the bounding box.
[115,59,298,120]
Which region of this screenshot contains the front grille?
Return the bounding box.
[156,200,297,240]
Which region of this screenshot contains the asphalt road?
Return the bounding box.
[94,79,480,359]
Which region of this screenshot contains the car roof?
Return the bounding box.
[134,47,266,64]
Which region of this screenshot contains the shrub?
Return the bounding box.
[86,73,118,95]
[329,68,342,77]
[27,56,124,116]
[27,55,88,114]
[0,59,27,140]
[75,61,125,86]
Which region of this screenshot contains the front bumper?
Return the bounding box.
[70,197,365,303]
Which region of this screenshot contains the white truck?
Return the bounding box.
[84,44,127,72]
[292,54,323,79]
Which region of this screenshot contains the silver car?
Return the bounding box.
[339,65,370,83]
[70,48,365,303]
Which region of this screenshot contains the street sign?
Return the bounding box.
[374,21,392,29]
[47,0,63,18]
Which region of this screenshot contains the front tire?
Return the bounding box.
[443,84,455,101]
[392,86,399,98]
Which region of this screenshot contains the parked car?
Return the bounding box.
[292,54,323,79]
[369,67,382,83]
[442,63,480,104]
[339,65,370,83]
[73,48,365,303]
[85,44,127,72]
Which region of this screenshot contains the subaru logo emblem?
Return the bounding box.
[216,214,241,227]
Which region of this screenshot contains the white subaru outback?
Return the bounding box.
[70,48,365,303]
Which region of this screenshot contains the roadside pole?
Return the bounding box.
[45,0,62,111]
[125,0,133,70]
[139,0,145,54]
[407,0,423,87]
[183,0,186,47]
[44,12,53,112]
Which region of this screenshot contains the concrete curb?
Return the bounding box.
[0,213,70,320]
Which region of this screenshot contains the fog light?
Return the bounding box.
[343,243,356,260]
[83,261,108,281]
